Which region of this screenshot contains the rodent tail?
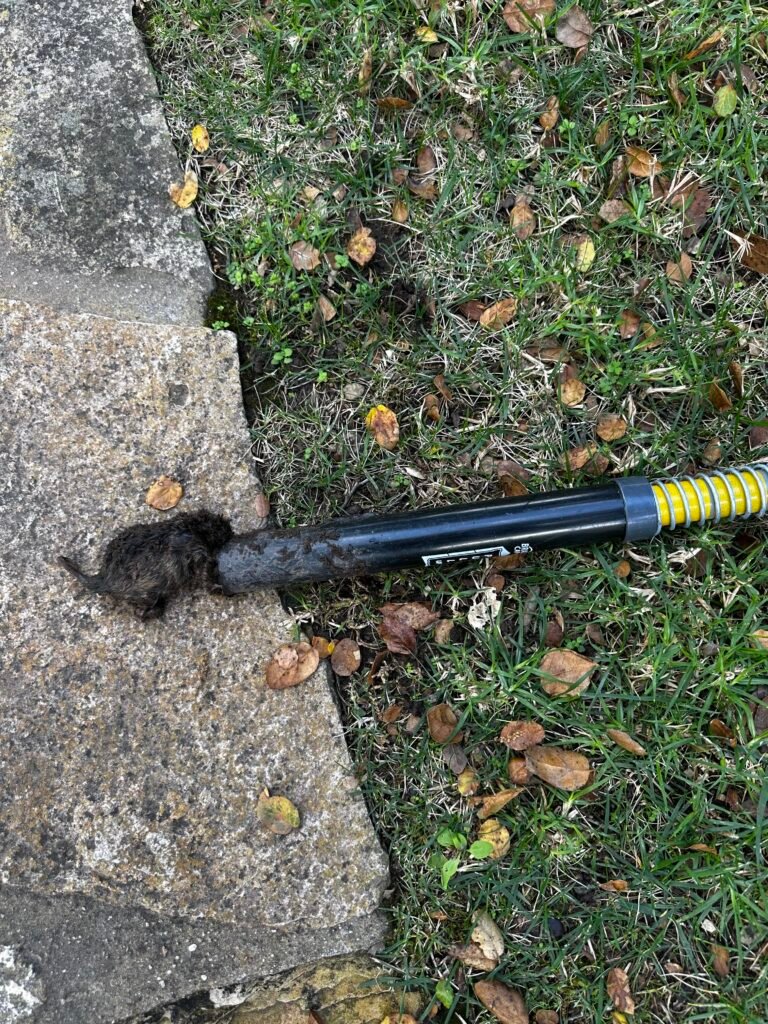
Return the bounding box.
[57,555,106,593]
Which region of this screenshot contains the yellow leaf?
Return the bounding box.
[168,170,198,209]
[365,405,400,450]
[191,124,210,152]
[256,790,300,834]
[347,226,377,266]
[477,818,511,859]
[574,236,596,271]
[415,26,438,43]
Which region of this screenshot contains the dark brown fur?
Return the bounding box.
[58,511,233,620]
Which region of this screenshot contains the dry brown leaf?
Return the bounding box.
[540,648,596,697]
[606,968,635,1016]
[738,233,768,274]
[442,743,468,775]
[358,48,372,93]
[667,72,686,110]
[599,199,630,223]
[476,818,511,859]
[508,757,532,784]
[427,703,460,744]
[555,6,594,48]
[265,643,320,689]
[708,382,733,412]
[701,439,722,465]
[618,309,640,339]
[145,475,183,511]
[347,226,377,266]
[502,0,554,32]
[311,636,334,659]
[433,374,452,403]
[709,719,735,742]
[457,767,480,795]
[510,198,536,240]
[560,377,586,407]
[379,618,416,656]
[377,96,413,111]
[416,145,437,175]
[684,28,725,60]
[607,729,647,756]
[316,295,337,322]
[380,601,439,631]
[407,178,438,200]
[751,629,768,650]
[391,198,409,223]
[626,146,662,177]
[500,474,529,498]
[525,745,591,790]
[474,979,527,1024]
[475,788,523,820]
[594,120,611,146]
[712,944,730,979]
[365,405,400,449]
[168,170,198,208]
[434,619,455,644]
[539,95,560,130]
[544,611,565,647]
[535,1013,559,1024]
[615,560,632,579]
[596,413,628,441]
[448,943,498,971]
[600,879,629,892]
[750,427,768,449]
[289,240,321,271]
[458,299,488,321]
[330,637,361,676]
[666,252,693,284]
[423,394,441,422]
[191,124,210,152]
[728,360,743,398]
[472,910,505,960]
[480,298,517,330]
[500,720,545,751]
[256,790,300,834]
[380,703,404,725]
[560,444,598,473]
[689,843,718,854]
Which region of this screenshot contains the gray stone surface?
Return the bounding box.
[0,299,388,1023]
[0,0,213,325]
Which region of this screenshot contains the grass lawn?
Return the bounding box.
[139,1,768,1020]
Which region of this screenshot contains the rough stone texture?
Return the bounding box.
[0,0,213,325]
[0,299,388,1024]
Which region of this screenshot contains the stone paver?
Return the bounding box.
[0,299,388,1023]
[0,0,213,324]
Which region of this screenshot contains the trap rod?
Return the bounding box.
[217,464,768,592]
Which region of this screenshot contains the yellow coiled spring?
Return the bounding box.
[652,464,768,530]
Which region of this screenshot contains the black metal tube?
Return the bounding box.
[218,477,659,592]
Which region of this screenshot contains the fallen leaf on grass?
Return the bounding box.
[599,199,630,223]
[500,720,545,750]
[667,72,686,110]
[594,120,611,146]
[379,618,416,655]
[427,703,461,744]
[666,252,693,284]
[573,235,596,271]
[472,910,505,960]
[316,295,336,322]
[560,444,598,473]
[256,790,300,834]
[330,637,361,676]
[457,767,480,795]
[391,198,409,223]
[365,405,400,449]
[615,560,631,579]
[510,198,536,239]
[751,629,768,650]
[347,226,377,266]
[701,439,722,465]
[145,475,183,510]
[358,48,372,92]
[434,619,455,643]
[289,240,321,271]
[442,743,468,774]
[266,643,320,689]
[415,25,438,43]
[474,979,527,1024]
[709,719,735,744]
[626,146,662,177]
[600,879,629,892]
[618,309,640,338]
[475,788,523,819]
[560,377,586,407]
[539,96,559,130]
[728,360,743,398]
[480,298,517,330]
[376,96,413,111]
[535,1013,559,1024]
[713,83,738,118]
[597,413,627,441]
[540,649,596,697]
[423,394,441,421]
[555,6,594,48]
[380,703,404,725]
[449,943,498,971]
[311,636,334,659]
[736,234,768,274]
[476,818,511,859]
[606,967,635,1015]
[381,601,439,630]
[606,729,646,756]
[712,944,730,978]
[168,170,198,208]
[502,0,554,32]
[525,745,592,790]
[508,757,532,784]
[191,124,210,152]
[688,843,718,854]
[457,299,488,321]
[684,28,725,60]
[544,611,565,646]
[708,382,732,412]
[407,145,438,200]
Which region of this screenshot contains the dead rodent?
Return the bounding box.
[58,510,233,620]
